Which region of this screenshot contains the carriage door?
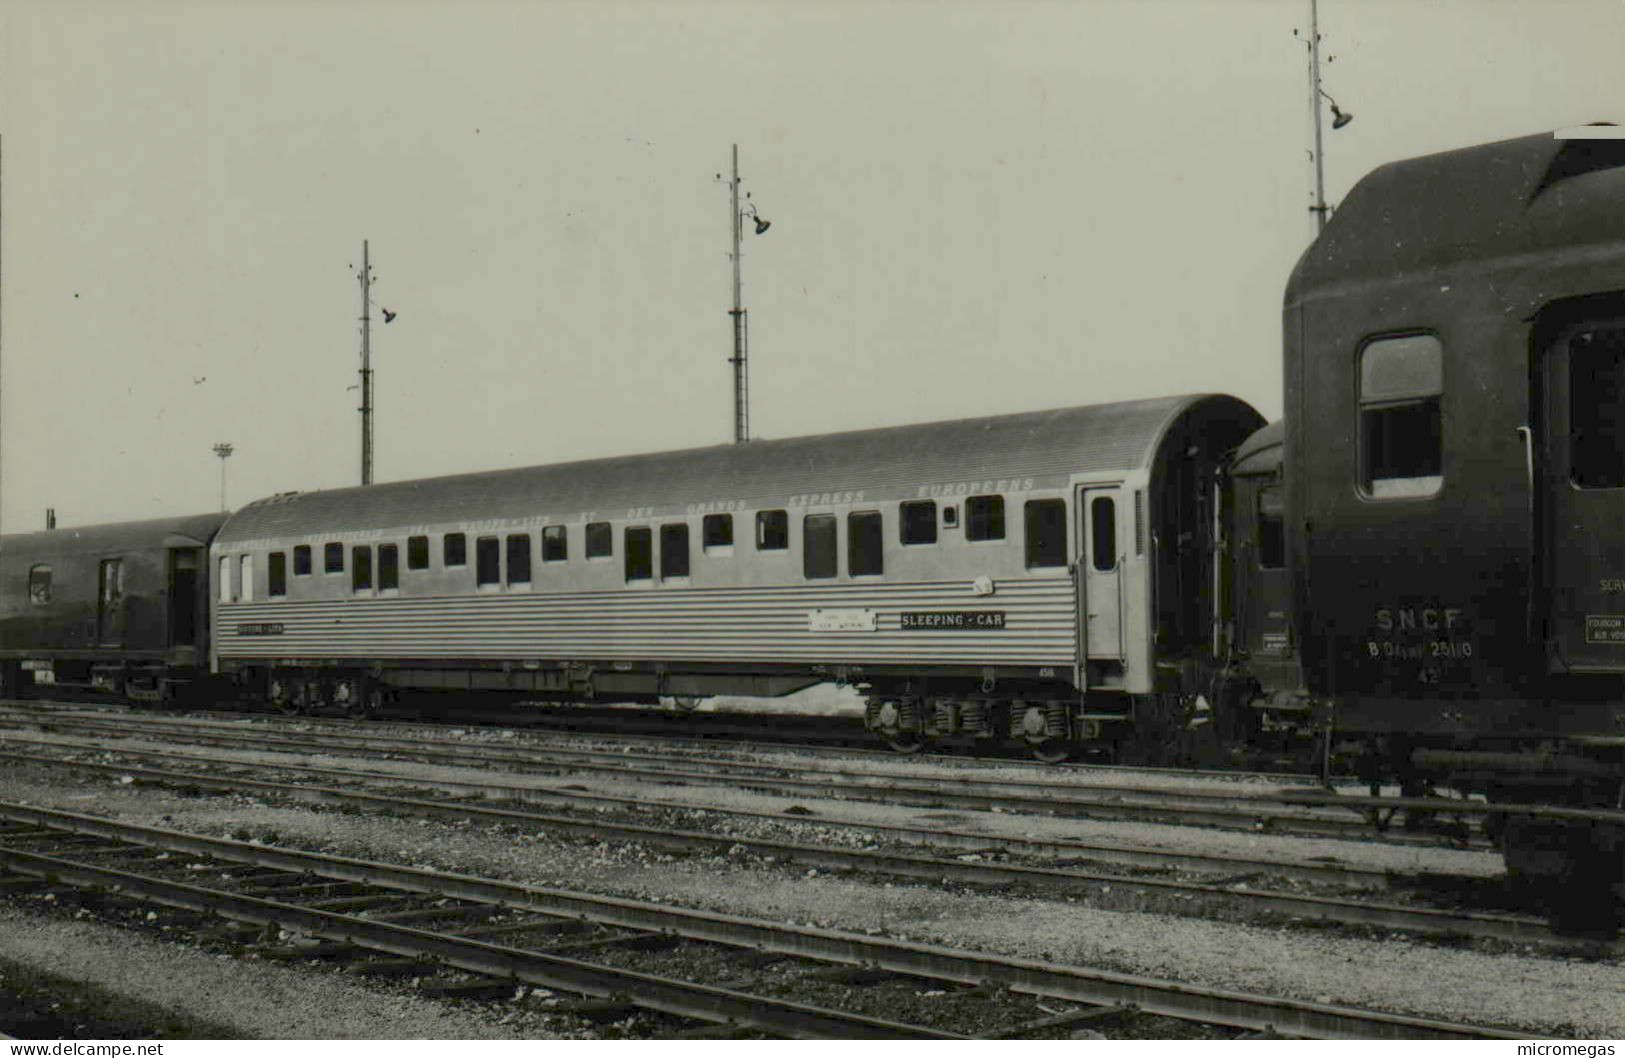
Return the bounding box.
[97,559,125,647]
[1078,487,1124,660]
[1541,316,1625,673]
[168,549,201,656]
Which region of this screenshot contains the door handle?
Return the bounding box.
[1515,425,1533,496]
[1516,424,1535,645]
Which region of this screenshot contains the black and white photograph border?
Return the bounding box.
[0,0,1622,1046]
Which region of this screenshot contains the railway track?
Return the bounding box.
[0,698,1327,785]
[0,707,1482,846]
[2,741,1596,953]
[0,801,1529,1040]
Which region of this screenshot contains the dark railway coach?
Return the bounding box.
[210,395,1260,756]
[1286,131,1625,895]
[0,513,227,700]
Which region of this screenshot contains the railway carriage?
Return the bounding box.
[209,394,1261,757]
[0,513,227,701]
[1286,131,1625,905]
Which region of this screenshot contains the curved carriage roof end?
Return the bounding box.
[1289,129,1625,299]
[0,512,229,559]
[1231,420,1283,477]
[219,394,1258,544]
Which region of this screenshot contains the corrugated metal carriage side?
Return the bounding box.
[210,394,1260,756]
[0,512,227,700]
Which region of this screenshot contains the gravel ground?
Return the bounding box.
[0,906,561,1039]
[1,762,1620,1037]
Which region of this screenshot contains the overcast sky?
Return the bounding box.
[1,0,1620,531]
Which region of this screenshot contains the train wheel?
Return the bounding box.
[1030,740,1071,765]
[887,735,925,754]
[347,685,385,720]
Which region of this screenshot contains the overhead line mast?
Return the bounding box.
[358,240,374,485]
[722,145,770,444]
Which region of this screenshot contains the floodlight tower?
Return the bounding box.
[212,443,234,512]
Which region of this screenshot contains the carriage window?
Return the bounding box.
[660,523,690,579]
[625,527,652,582]
[475,537,500,586]
[239,555,254,601]
[756,509,788,551]
[324,542,344,573]
[804,514,837,579]
[966,495,1005,541]
[444,533,467,568]
[542,525,568,563]
[1360,334,1443,498]
[268,552,287,598]
[1090,497,1117,572]
[506,534,531,585]
[407,535,429,571]
[586,522,612,559]
[703,513,733,552]
[900,501,937,545]
[28,565,51,605]
[351,546,372,592]
[293,545,312,576]
[1025,499,1067,569]
[1569,327,1625,488]
[848,511,883,576]
[218,557,231,602]
[1257,485,1285,570]
[379,544,399,591]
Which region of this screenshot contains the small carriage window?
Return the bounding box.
[239,555,254,601]
[379,544,399,591]
[1090,497,1117,572]
[1025,499,1067,569]
[900,501,937,545]
[505,534,531,586]
[625,527,652,582]
[703,513,733,552]
[542,525,568,562]
[1360,334,1443,498]
[966,495,1005,541]
[848,511,883,576]
[407,535,429,571]
[352,546,372,592]
[444,533,467,568]
[1257,486,1285,570]
[1569,327,1625,488]
[475,537,500,586]
[293,545,312,576]
[324,542,344,573]
[943,505,959,529]
[218,557,231,602]
[804,514,837,579]
[28,565,51,605]
[660,524,690,579]
[268,552,287,598]
[756,510,788,551]
[586,522,612,559]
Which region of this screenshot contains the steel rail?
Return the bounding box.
[0,748,1567,953]
[3,707,1330,807]
[0,801,1527,1040]
[33,706,1583,833]
[0,746,1411,888]
[0,723,1410,842]
[0,699,1331,784]
[0,845,950,1039]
